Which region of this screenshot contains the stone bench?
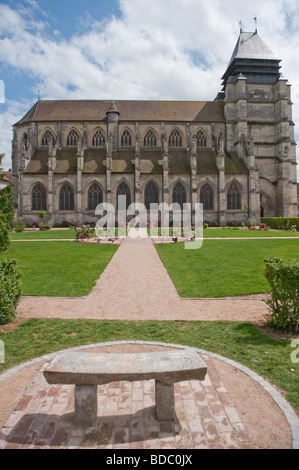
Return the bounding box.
[43,349,207,427]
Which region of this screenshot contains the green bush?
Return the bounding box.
[14,221,25,232]
[0,259,22,325]
[264,257,299,333]
[261,217,299,231]
[0,185,14,252]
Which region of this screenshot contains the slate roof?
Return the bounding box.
[24,148,248,175]
[24,150,48,174]
[227,32,279,66]
[15,100,225,125]
[222,32,281,86]
[83,149,107,174]
[225,152,248,174]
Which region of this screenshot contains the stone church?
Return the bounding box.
[11,30,298,227]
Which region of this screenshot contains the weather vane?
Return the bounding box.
[254,16,258,33]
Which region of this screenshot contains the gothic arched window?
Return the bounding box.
[32,183,47,211]
[200,184,214,211]
[144,130,157,147]
[117,182,131,210]
[41,130,54,147]
[121,129,132,147]
[227,183,241,210]
[59,183,74,211]
[67,130,79,147]
[169,129,183,148]
[88,183,103,211]
[195,130,207,147]
[172,182,187,208]
[145,181,159,210]
[92,130,105,147]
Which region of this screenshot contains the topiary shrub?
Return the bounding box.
[264,257,299,333]
[0,259,22,325]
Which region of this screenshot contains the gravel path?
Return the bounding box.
[18,234,269,323]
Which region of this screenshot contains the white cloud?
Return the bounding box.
[0,99,32,169]
[0,0,298,177]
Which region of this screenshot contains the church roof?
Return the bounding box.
[15,100,224,125]
[222,31,281,86]
[227,31,279,66]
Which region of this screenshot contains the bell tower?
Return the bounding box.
[222,28,297,218]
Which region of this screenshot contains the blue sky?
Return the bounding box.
[0,0,299,181]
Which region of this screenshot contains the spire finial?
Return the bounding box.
[239,20,243,33]
[254,15,258,33]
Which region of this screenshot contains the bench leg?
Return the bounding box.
[155,380,175,421]
[75,385,98,427]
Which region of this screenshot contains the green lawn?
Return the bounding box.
[203,228,299,238]
[9,229,76,239]
[156,239,299,298]
[0,242,118,297]
[9,228,299,240]
[0,319,298,412]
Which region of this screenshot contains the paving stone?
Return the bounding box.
[0,345,295,449]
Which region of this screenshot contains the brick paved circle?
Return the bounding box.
[0,341,298,449]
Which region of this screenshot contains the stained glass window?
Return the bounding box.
[41,130,54,147]
[117,182,131,210]
[92,130,105,147]
[67,130,79,147]
[172,182,187,208]
[227,183,241,210]
[200,184,214,211]
[195,130,207,147]
[88,184,103,211]
[145,181,159,210]
[59,183,74,210]
[144,130,157,147]
[32,183,47,211]
[169,129,183,148]
[121,129,132,147]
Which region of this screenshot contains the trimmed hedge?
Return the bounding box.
[261,217,299,231]
[264,257,299,333]
[0,185,14,252]
[0,259,22,325]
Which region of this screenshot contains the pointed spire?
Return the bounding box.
[106,101,120,121]
[221,30,281,88]
[107,101,118,113]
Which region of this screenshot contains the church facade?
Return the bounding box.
[11,30,298,227]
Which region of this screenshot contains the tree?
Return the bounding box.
[0,153,14,252]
